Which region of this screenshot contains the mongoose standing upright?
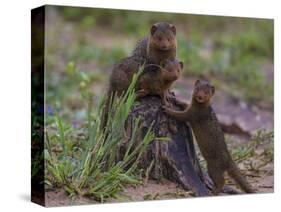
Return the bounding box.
[136,59,183,105]
[163,80,255,195]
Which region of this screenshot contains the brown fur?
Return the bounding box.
[109,56,141,96]
[108,22,177,97]
[163,80,255,195]
[102,22,177,128]
[136,59,183,105]
[133,22,177,65]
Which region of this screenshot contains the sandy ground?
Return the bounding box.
[45,171,273,207]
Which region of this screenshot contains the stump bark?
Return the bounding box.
[125,94,210,196]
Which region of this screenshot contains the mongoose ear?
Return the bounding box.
[170,25,176,35]
[151,24,158,35]
[211,85,215,95]
[194,79,201,86]
[179,61,184,69]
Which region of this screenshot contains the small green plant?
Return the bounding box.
[227,129,274,174]
[230,129,273,163]
[45,68,155,202]
[68,43,127,66]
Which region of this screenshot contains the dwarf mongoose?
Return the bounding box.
[136,59,183,105]
[163,80,255,194]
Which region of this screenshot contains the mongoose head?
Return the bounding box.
[150,22,177,51]
[192,80,215,105]
[160,59,183,82]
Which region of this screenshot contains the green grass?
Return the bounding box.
[230,129,273,165]
[68,44,127,67]
[45,66,155,202]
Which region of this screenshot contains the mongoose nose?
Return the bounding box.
[161,44,169,50]
[171,75,178,80]
[196,95,205,102]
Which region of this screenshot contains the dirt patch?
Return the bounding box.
[45,170,273,207]
[119,179,193,202]
[45,179,190,207]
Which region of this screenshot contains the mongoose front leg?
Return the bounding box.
[162,106,190,122]
[161,91,170,106]
[136,89,149,99]
[174,98,189,109]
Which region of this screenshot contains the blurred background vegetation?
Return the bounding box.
[45,5,273,128]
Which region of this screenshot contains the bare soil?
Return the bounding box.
[45,171,273,207]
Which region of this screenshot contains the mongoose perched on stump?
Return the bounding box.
[102,22,178,128]
[136,59,183,106]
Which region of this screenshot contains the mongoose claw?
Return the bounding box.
[136,89,147,98]
[161,105,170,113]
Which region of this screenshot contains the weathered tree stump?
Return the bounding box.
[125,94,210,196]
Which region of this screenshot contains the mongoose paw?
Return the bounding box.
[136,89,147,98]
[161,105,171,113]
[161,105,167,110]
[162,99,170,107]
